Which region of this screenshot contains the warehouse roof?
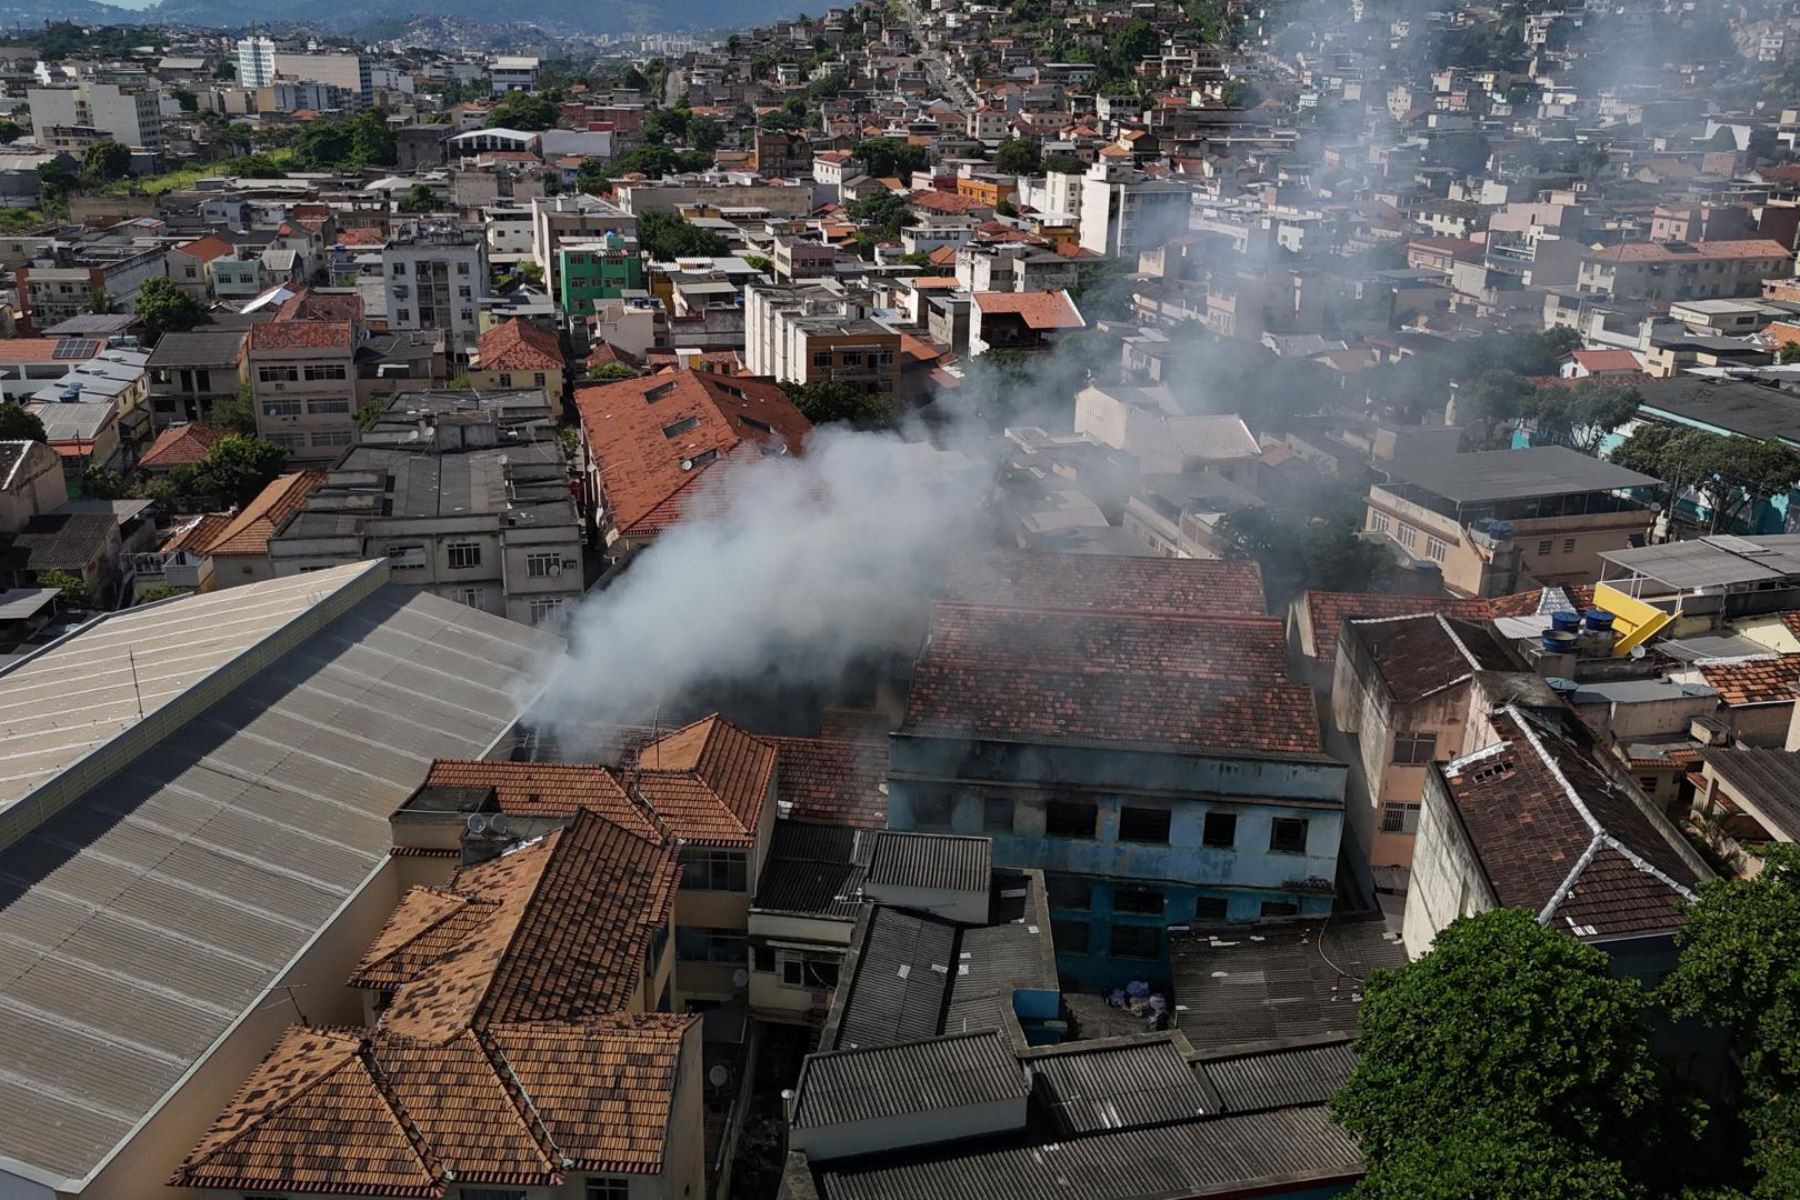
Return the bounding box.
[1378,445,1656,504]
[0,562,547,1188]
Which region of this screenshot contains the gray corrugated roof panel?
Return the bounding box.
[1637,376,1800,444]
[1599,534,1800,589]
[1195,1038,1359,1115]
[810,1105,1362,1200]
[1701,746,1800,841]
[0,569,547,1186]
[142,328,248,369]
[825,906,958,1051]
[0,587,59,621]
[1029,1036,1214,1135]
[864,830,991,893]
[1378,445,1656,504]
[1168,918,1406,1052]
[753,820,868,919]
[791,1030,1026,1131]
[944,873,1057,1036]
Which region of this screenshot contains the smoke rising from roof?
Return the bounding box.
[524,421,991,744]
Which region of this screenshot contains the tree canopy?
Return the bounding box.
[994,138,1041,176]
[133,276,208,341]
[80,140,130,185]
[1661,845,1800,1198]
[782,379,894,429]
[635,210,729,261]
[1332,908,1699,1200]
[187,435,288,506]
[848,191,914,240]
[0,404,46,443]
[1214,505,1390,605]
[1612,425,1800,535]
[485,90,560,131]
[853,137,930,180]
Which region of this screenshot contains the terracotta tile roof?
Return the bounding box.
[159,511,233,555]
[1301,589,1579,658]
[972,290,1085,330]
[768,735,890,827]
[477,318,565,374]
[277,288,366,324]
[1779,610,1800,642]
[907,189,990,215]
[1485,584,1595,619]
[633,715,778,845]
[175,234,234,263]
[903,606,1322,756]
[349,886,499,990]
[1698,654,1800,706]
[375,810,680,1043]
[201,470,327,557]
[1604,238,1789,263]
[949,550,1267,618]
[337,227,387,247]
[0,338,78,364]
[573,372,810,536]
[1346,612,1519,703]
[139,422,225,469]
[1569,349,1642,372]
[172,1015,695,1196]
[249,319,355,351]
[420,759,661,839]
[1442,708,1700,941]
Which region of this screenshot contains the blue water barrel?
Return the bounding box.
[1584,609,1616,632]
[1550,611,1582,633]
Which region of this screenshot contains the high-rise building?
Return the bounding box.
[235,36,276,87]
[25,82,162,153]
[383,223,490,356]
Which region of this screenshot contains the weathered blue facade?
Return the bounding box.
[888,733,1347,990]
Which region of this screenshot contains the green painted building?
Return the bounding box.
[556,232,643,316]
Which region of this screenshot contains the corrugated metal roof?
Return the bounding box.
[0,571,545,1187]
[1195,1038,1358,1115]
[864,830,990,894]
[1030,1037,1214,1134]
[825,907,958,1051]
[791,1030,1025,1131]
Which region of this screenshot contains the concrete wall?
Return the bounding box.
[1400,767,1497,958]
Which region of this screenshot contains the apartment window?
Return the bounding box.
[1110,924,1160,960]
[446,542,482,570]
[458,285,472,299]
[1425,535,1448,562]
[307,397,352,414]
[1370,511,1389,535]
[842,350,863,366]
[1261,900,1300,918]
[1202,811,1237,849]
[1045,799,1097,839]
[1046,874,1092,910]
[1117,806,1170,844]
[258,365,299,383]
[1269,818,1309,856]
[523,553,564,579]
[586,1179,630,1200]
[1396,522,1418,550]
[456,262,470,275]
[812,352,831,367]
[1537,538,1553,555]
[391,261,407,276]
[982,795,1013,833]
[311,430,353,448]
[681,848,747,892]
[497,373,513,388]
[533,372,546,387]
[262,398,301,417]
[675,927,747,964]
[779,954,840,988]
[454,587,483,607]
[911,791,952,828]
[1194,896,1229,921]
[529,598,564,626]
[1052,919,1090,954]
[1563,537,1577,554]
[303,364,346,381]
[1392,731,1436,765]
[1114,887,1163,916]
[1381,803,1422,834]
[397,308,411,323]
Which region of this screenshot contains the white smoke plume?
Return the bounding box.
[525,421,993,742]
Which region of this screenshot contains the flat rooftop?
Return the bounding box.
[1600,533,1800,589]
[1637,376,1800,444]
[1377,445,1656,504]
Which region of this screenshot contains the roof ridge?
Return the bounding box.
[474,1028,571,1175]
[174,1030,370,1174]
[352,887,491,981]
[1502,704,1602,839]
[1434,611,1486,672]
[359,1039,453,1189]
[470,826,570,1029]
[1537,830,1605,927]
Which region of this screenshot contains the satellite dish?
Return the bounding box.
[708,1064,731,1088]
[489,814,511,837]
[731,968,749,988]
[547,562,562,577]
[466,814,488,834]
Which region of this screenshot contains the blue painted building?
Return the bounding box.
[890,554,1347,991]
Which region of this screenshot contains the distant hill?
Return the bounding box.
[0,0,812,34]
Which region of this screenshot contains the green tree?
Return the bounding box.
[38,569,90,609]
[189,435,287,506]
[85,286,113,315]
[995,198,1018,217]
[133,276,208,341]
[1332,908,1695,1200]
[1214,507,1388,604]
[1661,845,1800,1198]
[1614,426,1800,534]
[1044,153,1086,175]
[137,584,193,603]
[80,140,131,184]
[1516,381,1642,452]
[644,105,691,145]
[602,144,714,181]
[169,86,198,113]
[853,137,930,179]
[397,183,438,213]
[1116,19,1159,67]
[348,107,397,167]
[0,120,21,143]
[782,379,894,428]
[78,463,127,499]
[0,404,46,442]
[993,138,1040,175]
[586,362,638,382]
[486,90,559,131]
[211,383,257,437]
[690,117,725,151]
[848,190,914,239]
[636,210,730,260]
[1778,342,1800,365]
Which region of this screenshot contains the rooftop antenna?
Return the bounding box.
[127,648,144,721]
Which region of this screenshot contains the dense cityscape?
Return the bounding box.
[0,2,1795,1199]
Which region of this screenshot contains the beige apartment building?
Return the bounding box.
[1364,446,1657,597]
[246,319,358,462]
[1577,238,1793,302]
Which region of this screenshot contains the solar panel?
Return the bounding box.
[51,338,99,360]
